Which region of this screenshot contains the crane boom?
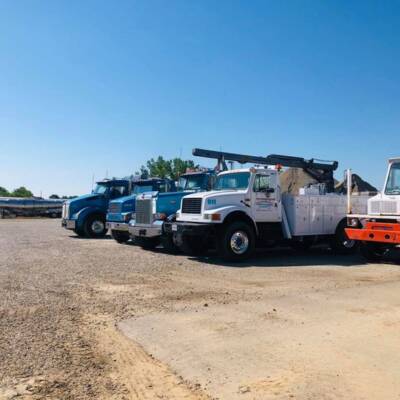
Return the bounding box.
[192,148,338,192]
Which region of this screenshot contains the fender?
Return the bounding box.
[75,206,106,230]
[208,205,258,234]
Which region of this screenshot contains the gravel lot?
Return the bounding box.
[1,219,400,399]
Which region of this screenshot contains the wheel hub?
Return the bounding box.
[230,231,249,255]
[92,220,105,234]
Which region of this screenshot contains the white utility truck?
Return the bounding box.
[346,158,400,262]
[164,149,370,261]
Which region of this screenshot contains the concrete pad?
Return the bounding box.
[119,284,400,400]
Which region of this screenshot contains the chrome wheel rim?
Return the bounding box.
[91,220,105,234]
[230,231,249,255]
[343,238,355,248]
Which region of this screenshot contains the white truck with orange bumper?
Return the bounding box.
[346,158,400,262]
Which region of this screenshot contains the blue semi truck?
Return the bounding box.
[106,178,176,243]
[129,169,216,251]
[61,178,136,238]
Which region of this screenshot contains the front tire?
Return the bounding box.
[84,214,107,238]
[111,230,130,244]
[360,242,387,263]
[331,220,358,255]
[161,234,179,254]
[217,221,255,261]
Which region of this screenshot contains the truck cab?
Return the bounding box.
[346,158,400,262]
[128,170,216,251]
[167,166,369,261]
[106,178,176,243]
[61,179,131,238]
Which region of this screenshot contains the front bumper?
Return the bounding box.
[346,222,400,244]
[61,218,76,230]
[106,221,129,232]
[164,221,216,236]
[129,220,164,238]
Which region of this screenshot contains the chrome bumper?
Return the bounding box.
[62,219,76,230]
[106,221,129,232]
[129,220,163,238]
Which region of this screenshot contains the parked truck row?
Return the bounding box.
[61,148,399,262]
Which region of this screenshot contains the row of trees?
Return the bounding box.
[137,157,198,180]
[0,186,33,198]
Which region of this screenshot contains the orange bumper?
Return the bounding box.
[346,222,400,244]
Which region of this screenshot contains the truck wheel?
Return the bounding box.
[84,214,107,238]
[331,220,358,255]
[217,221,255,261]
[136,237,160,250]
[180,236,207,256]
[74,227,85,237]
[360,242,386,263]
[161,234,179,254]
[111,230,130,244]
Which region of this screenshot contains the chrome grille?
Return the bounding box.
[135,198,153,224]
[370,200,398,215]
[108,202,121,213]
[182,198,202,214]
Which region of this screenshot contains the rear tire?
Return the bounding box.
[360,242,387,263]
[84,214,107,238]
[331,220,358,255]
[111,230,130,244]
[217,221,255,261]
[136,237,160,250]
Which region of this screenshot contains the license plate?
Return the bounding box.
[172,224,178,232]
[139,229,147,236]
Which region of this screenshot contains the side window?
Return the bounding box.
[157,182,167,192]
[110,185,127,198]
[253,175,271,192]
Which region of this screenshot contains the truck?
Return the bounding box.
[346,158,400,262]
[128,169,216,251]
[164,148,370,261]
[106,178,176,244]
[62,178,135,238]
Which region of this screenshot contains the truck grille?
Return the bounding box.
[370,200,398,215]
[182,198,202,214]
[108,202,121,213]
[135,198,153,224]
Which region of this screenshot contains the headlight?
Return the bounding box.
[348,217,359,227]
[204,213,221,221]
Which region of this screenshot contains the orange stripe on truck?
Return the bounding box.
[346,222,400,244]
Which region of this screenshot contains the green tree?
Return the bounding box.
[11,187,33,198]
[49,194,60,199]
[138,157,198,180]
[0,186,9,197]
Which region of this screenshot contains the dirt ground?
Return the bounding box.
[1,219,400,400]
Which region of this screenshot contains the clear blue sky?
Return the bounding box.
[0,0,399,197]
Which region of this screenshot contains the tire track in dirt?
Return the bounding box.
[91,315,210,400]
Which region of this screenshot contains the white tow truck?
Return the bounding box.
[164,149,371,261]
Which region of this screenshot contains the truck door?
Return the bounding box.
[251,172,281,222]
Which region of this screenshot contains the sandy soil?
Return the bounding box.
[1,219,400,399]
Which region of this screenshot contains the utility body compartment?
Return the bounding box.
[282,193,370,237]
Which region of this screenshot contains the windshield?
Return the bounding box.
[93,184,108,194]
[133,185,154,194]
[178,174,205,191]
[214,172,250,191]
[385,162,400,195]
